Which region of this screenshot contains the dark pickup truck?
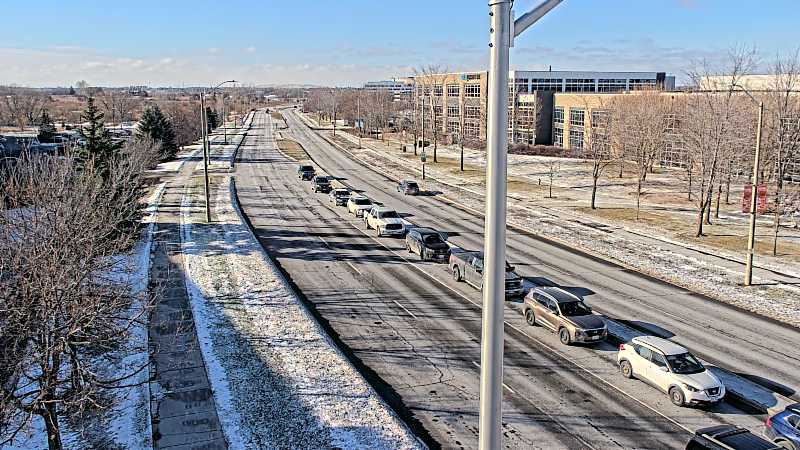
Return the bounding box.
[297,164,315,181]
[449,250,525,297]
[312,176,332,193]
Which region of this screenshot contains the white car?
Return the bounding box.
[617,335,725,407]
[364,206,406,237]
[347,195,373,217]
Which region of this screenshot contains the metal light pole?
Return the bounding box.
[479,1,562,449]
[357,94,362,149]
[745,101,764,286]
[201,79,236,223]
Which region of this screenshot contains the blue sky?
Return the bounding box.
[1,0,798,87]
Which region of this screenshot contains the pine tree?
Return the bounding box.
[37,109,56,144]
[137,104,178,160]
[79,96,121,171]
[205,107,219,131]
[68,86,76,95]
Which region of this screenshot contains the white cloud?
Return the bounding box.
[245,46,256,53]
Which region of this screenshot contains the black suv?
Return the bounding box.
[312,176,332,193]
[297,164,315,181]
[405,227,450,262]
[397,179,420,195]
[686,426,781,450]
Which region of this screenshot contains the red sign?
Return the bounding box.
[741,183,768,214]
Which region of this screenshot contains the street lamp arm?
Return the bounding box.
[513,0,563,38]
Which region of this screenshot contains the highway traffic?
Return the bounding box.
[233,109,794,449]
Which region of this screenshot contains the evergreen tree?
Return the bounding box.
[79,96,121,171]
[136,104,178,160]
[37,109,56,144]
[68,86,76,95]
[205,107,219,131]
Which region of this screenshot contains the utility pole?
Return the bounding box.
[332,89,337,136]
[201,92,211,223]
[421,94,425,157]
[479,2,562,449]
[222,92,228,144]
[744,101,764,286]
[357,94,362,149]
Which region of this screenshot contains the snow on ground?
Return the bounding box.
[324,130,800,328]
[1,183,164,450]
[178,175,424,449]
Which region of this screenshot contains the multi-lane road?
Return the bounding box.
[232,109,796,449]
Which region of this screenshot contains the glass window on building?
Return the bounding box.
[447,84,460,97]
[591,109,609,129]
[465,84,481,98]
[569,129,584,151]
[465,105,481,119]
[464,122,479,137]
[447,106,459,118]
[629,79,657,90]
[531,78,563,91]
[565,79,596,92]
[570,108,585,127]
[553,106,564,124]
[597,79,627,92]
[433,84,444,96]
[448,120,460,133]
[553,127,564,147]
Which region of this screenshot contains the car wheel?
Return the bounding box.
[558,328,571,345]
[525,309,536,326]
[452,266,461,281]
[419,249,425,260]
[776,441,795,450]
[619,360,633,379]
[669,387,685,407]
[375,227,381,237]
[406,242,412,253]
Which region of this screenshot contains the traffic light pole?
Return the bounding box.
[479,1,562,449]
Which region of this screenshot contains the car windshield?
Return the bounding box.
[300,166,313,171]
[378,211,399,219]
[423,234,444,245]
[558,301,592,317]
[665,352,705,374]
[407,182,419,188]
[335,190,349,197]
[354,198,372,205]
[315,177,329,183]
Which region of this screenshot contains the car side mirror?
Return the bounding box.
[659,366,669,372]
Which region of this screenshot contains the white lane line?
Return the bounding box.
[391,299,418,319]
[470,361,516,394]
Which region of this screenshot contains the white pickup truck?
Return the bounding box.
[449,250,525,297]
[364,206,407,237]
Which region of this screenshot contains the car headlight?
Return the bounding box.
[681,383,699,392]
[574,330,586,339]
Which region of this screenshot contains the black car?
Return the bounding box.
[312,176,332,193]
[397,179,420,195]
[405,227,450,262]
[686,426,781,450]
[297,164,315,180]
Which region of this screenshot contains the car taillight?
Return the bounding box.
[766,416,772,428]
[618,344,625,350]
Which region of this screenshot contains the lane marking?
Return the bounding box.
[391,299,418,319]
[471,361,516,394]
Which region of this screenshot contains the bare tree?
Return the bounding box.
[583,101,617,209]
[609,90,671,220]
[161,100,203,148]
[1,88,49,130]
[763,48,800,255]
[0,140,159,450]
[100,91,138,125]
[683,47,757,236]
[414,65,449,163]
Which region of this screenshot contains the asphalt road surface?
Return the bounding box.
[234,110,775,449]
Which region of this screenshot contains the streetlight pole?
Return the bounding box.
[745,101,764,286]
[480,2,562,449]
[357,94,362,149]
[201,79,236,223]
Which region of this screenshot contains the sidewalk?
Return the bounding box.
[299,112,800,328]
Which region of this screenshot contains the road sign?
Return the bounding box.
[420,151,427,163]
[741,183,768,214]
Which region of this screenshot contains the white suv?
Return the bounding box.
[364,206,406,237]
[347,195,373,217]
[617,335,725,407]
